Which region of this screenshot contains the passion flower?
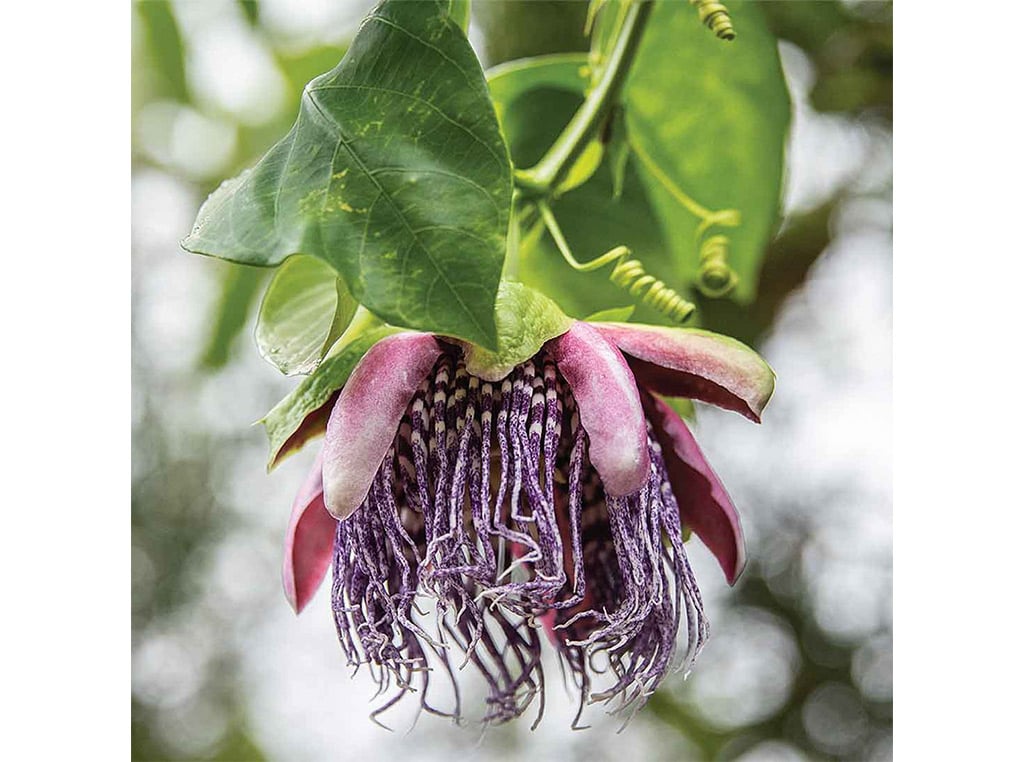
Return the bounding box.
[281,286,773,727]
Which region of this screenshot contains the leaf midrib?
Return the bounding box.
[303,91,491,343]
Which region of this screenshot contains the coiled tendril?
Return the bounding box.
[690,0,736,41]
[538,200,696,323]
[602,246,696,322]
[626,139,741,301]
[697,234,738,298]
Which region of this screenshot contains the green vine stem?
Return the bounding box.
[514,0,653,198]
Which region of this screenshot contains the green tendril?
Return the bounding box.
[631,138,741,300]
[690,0,736,41]
[697,234,738,297]
[537,200,696,323]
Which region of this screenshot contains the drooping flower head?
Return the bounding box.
[281,286,773,727]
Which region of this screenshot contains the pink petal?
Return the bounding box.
[592,323,775,422]
[644,393,747,585]
[283,452,337,613]
[546,322,649,497]
[322,332,443,520]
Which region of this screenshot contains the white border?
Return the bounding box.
[896,0,1024,756]
[2,1,127,756]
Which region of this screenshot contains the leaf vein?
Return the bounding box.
[309,83,505,171]
[370,166,501,218]
[304,93,489,340]
[367,13,477,92]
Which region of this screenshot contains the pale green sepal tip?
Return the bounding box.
[583,305,635,323]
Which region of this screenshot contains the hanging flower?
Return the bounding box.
[280,287,773,727]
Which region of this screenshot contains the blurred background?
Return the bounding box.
[131,1,892,759]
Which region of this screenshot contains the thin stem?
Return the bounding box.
[515,0,653,197]
[502,200,521,281]
[629,137,741,235]
[537,200,629,273]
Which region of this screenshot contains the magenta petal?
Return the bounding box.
[645,393,747,585]
[283,452,337,613]
[322,332,443,520]
[547,322,650,497]
[593,323,775,422]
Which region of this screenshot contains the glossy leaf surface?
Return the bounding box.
[183,0,511,349]
[627,0,790,302]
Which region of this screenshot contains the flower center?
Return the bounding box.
[331,348,707,726]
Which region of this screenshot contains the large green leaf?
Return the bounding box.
[182,0,511,350]
[626,0,790,303]
[261,325,401,468]
[254,255,356,375]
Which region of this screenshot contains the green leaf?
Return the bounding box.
[486,53,591,124]
[626,0,790,303]
[449,0,471,32]
[261,325,401,468]
[182,0,511,350]
[254,255,356,375]
[455,281,572,381]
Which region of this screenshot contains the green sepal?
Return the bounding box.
[584,305,635,322]
[254,255,356,376]
[454,281,572,382]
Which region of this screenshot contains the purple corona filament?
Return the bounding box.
[330,348,706,727]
